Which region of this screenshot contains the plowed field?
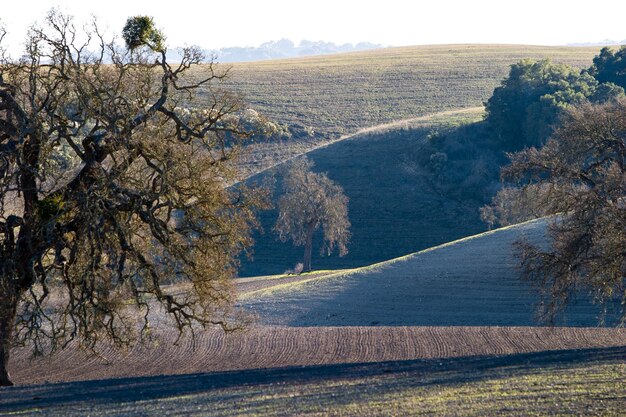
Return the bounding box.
[9,326,626,386]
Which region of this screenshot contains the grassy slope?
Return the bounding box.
[241,218,620,327]
[239,108,491,276]
[5,221,624,414]
[220,44,601,138]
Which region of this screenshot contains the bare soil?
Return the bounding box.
[8,325,626,386]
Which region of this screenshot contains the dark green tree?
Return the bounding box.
[485,59,623,150]
[589,46,626,90]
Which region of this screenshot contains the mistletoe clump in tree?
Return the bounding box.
[0,12,263,386]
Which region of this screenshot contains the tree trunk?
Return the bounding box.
[0,300,15,387]
[303,222,315,272]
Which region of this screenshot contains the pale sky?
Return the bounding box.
[1,0,626,55]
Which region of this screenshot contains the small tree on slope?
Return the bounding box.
[275,158,350,272]
[0,12,264,386]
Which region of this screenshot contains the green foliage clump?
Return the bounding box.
[122,16,165,52]
[36,194,66,222]
[485,59,623,150]
[589,46,626,89]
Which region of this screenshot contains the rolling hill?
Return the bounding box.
[217,44,603,139]
[4,219,625,415]
[7,217,623,388]
[3,45,624,416]
[226,44,606,276]
[238,108,493,276]
[240,218,620,327]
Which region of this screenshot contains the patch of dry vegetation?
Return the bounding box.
[213,44,601,138]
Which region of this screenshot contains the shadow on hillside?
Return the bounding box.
[1,345,625,412]
[239,122,491,277]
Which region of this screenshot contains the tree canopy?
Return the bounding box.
[274,158,350,272]
[500,99,626,324]
[485,59,624,150]
[589,46,626,90]
[0,11,263,386]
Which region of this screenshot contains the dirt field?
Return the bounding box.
[3,219,625,416]
[4,353,624,416]
[8,217,624,388]
[8,325,626,386]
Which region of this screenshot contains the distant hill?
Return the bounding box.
[213,44,604,139]
[241,218,621,327]
[566,40,626,46]
[168,39,383,63]
[216,39,384,62]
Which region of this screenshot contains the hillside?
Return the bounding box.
[238,108,494,276]
[5,220,625,413]
[228,44,607,276]
[5,220,626,413]
[240,218,620,327]
[217,44,602,138]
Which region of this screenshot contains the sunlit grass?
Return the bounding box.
[131,360,626,416]
[211,44,601,138]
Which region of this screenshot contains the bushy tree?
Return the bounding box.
[485,59,623,150]
[479,184,566,229]
[589,46,626,90]
[0,12,263,386]
[501,99,626,323]
[274,158,350,272]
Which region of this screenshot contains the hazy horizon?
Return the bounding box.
[2,1,626,58]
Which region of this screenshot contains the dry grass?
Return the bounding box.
[213,44,602,138]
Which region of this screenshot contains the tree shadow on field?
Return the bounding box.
[1,345,625,413]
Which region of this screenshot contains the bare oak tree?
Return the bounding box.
[501,99,626,324]
[275,158,350,272]
[0,12,264,386]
